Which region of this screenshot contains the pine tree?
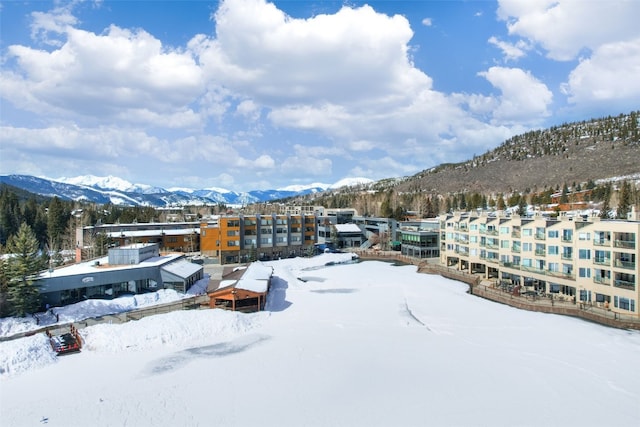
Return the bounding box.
[599,184,612,219]
[0,188,20,246]
[617,181,631,219]
[0,249,9,317]
[47,197,68,250]
[6,223,44,317]
[560,184,569,204]
[518,196,527,216]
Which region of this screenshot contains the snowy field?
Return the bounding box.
[1,253,639,427]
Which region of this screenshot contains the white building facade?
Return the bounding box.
[440,212,639,318]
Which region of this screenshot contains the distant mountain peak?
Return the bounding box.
[0,174,351,207]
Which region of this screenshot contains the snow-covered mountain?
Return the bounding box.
[0,174,370,207]
[58,175,167,194]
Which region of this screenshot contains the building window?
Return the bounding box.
[615,297,635,312]
[548,230,559,239]
[579,249,591,260]
[579,268,591,278]
[578,232,591,241]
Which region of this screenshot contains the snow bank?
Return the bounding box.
[82,309,267,353]
[0,333,57,377]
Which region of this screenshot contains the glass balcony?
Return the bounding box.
[614,279,636,290]
[593,257,610,266]
[614,240,636,249]
[593,276,610,286]
[547,270,575,280]
[614,260,636,270]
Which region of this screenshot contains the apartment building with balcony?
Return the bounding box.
[200,213,318,264]
[440,212,639,318]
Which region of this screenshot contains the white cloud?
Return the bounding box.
[253,154,275,169]
[2,23,204,127]
[488,36,529,62]
[421,17,432,27]
[497,0,640,61]
[196,0,426,108]
[478,66,552,125]
[561,37,640,106]
[236,100,261,121]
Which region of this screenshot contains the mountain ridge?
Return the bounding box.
[0,174,373,207]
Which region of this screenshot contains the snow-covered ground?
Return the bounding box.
[1,253,639,427]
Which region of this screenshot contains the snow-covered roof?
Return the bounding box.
[235,278,269,293]
[240,262,273,280]
[39,253,184,279]
[161,259,202,279]
[106,229,199,238]
[334,223,362,233]
[234,262,272,293]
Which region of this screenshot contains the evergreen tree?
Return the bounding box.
[599,184,612,219]
[518,196,527,216]
[617,181,631,219]
[0,188,20,246]
[46,197,68,250]
[560,184,569,204]
[496,194,506,211]
[0,249,9,317]
[459,194,467,210]
[380,192,393,218]
[6,223,44,316]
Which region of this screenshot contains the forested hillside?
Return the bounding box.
[291,111,640,217]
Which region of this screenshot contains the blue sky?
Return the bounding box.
[1,0,639,192]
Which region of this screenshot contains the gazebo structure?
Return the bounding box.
[208,262,273,312]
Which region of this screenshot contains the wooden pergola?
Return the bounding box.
[208,262,273,313]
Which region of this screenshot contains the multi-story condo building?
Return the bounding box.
[440,212,639,318]
[200,213,318,264]
[76,222,201,261]
[399,219,440,258]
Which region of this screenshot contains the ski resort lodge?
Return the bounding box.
[37,243,203,307]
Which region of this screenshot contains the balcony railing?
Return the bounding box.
[521,265,545,274]
[535,233,546,240]
[614,279,636,290]
[593,276,610,286]
[614,240,636,249]
[546,270,575,280]
[593,239,611,247]
[511,231,521,238]
[500,261,520,269]
[535,249,546,257]
[614,260,636,270]
[561,236,573,243]
[561,254,573,261]
[511,246,521,253]
[593,257,611,266]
